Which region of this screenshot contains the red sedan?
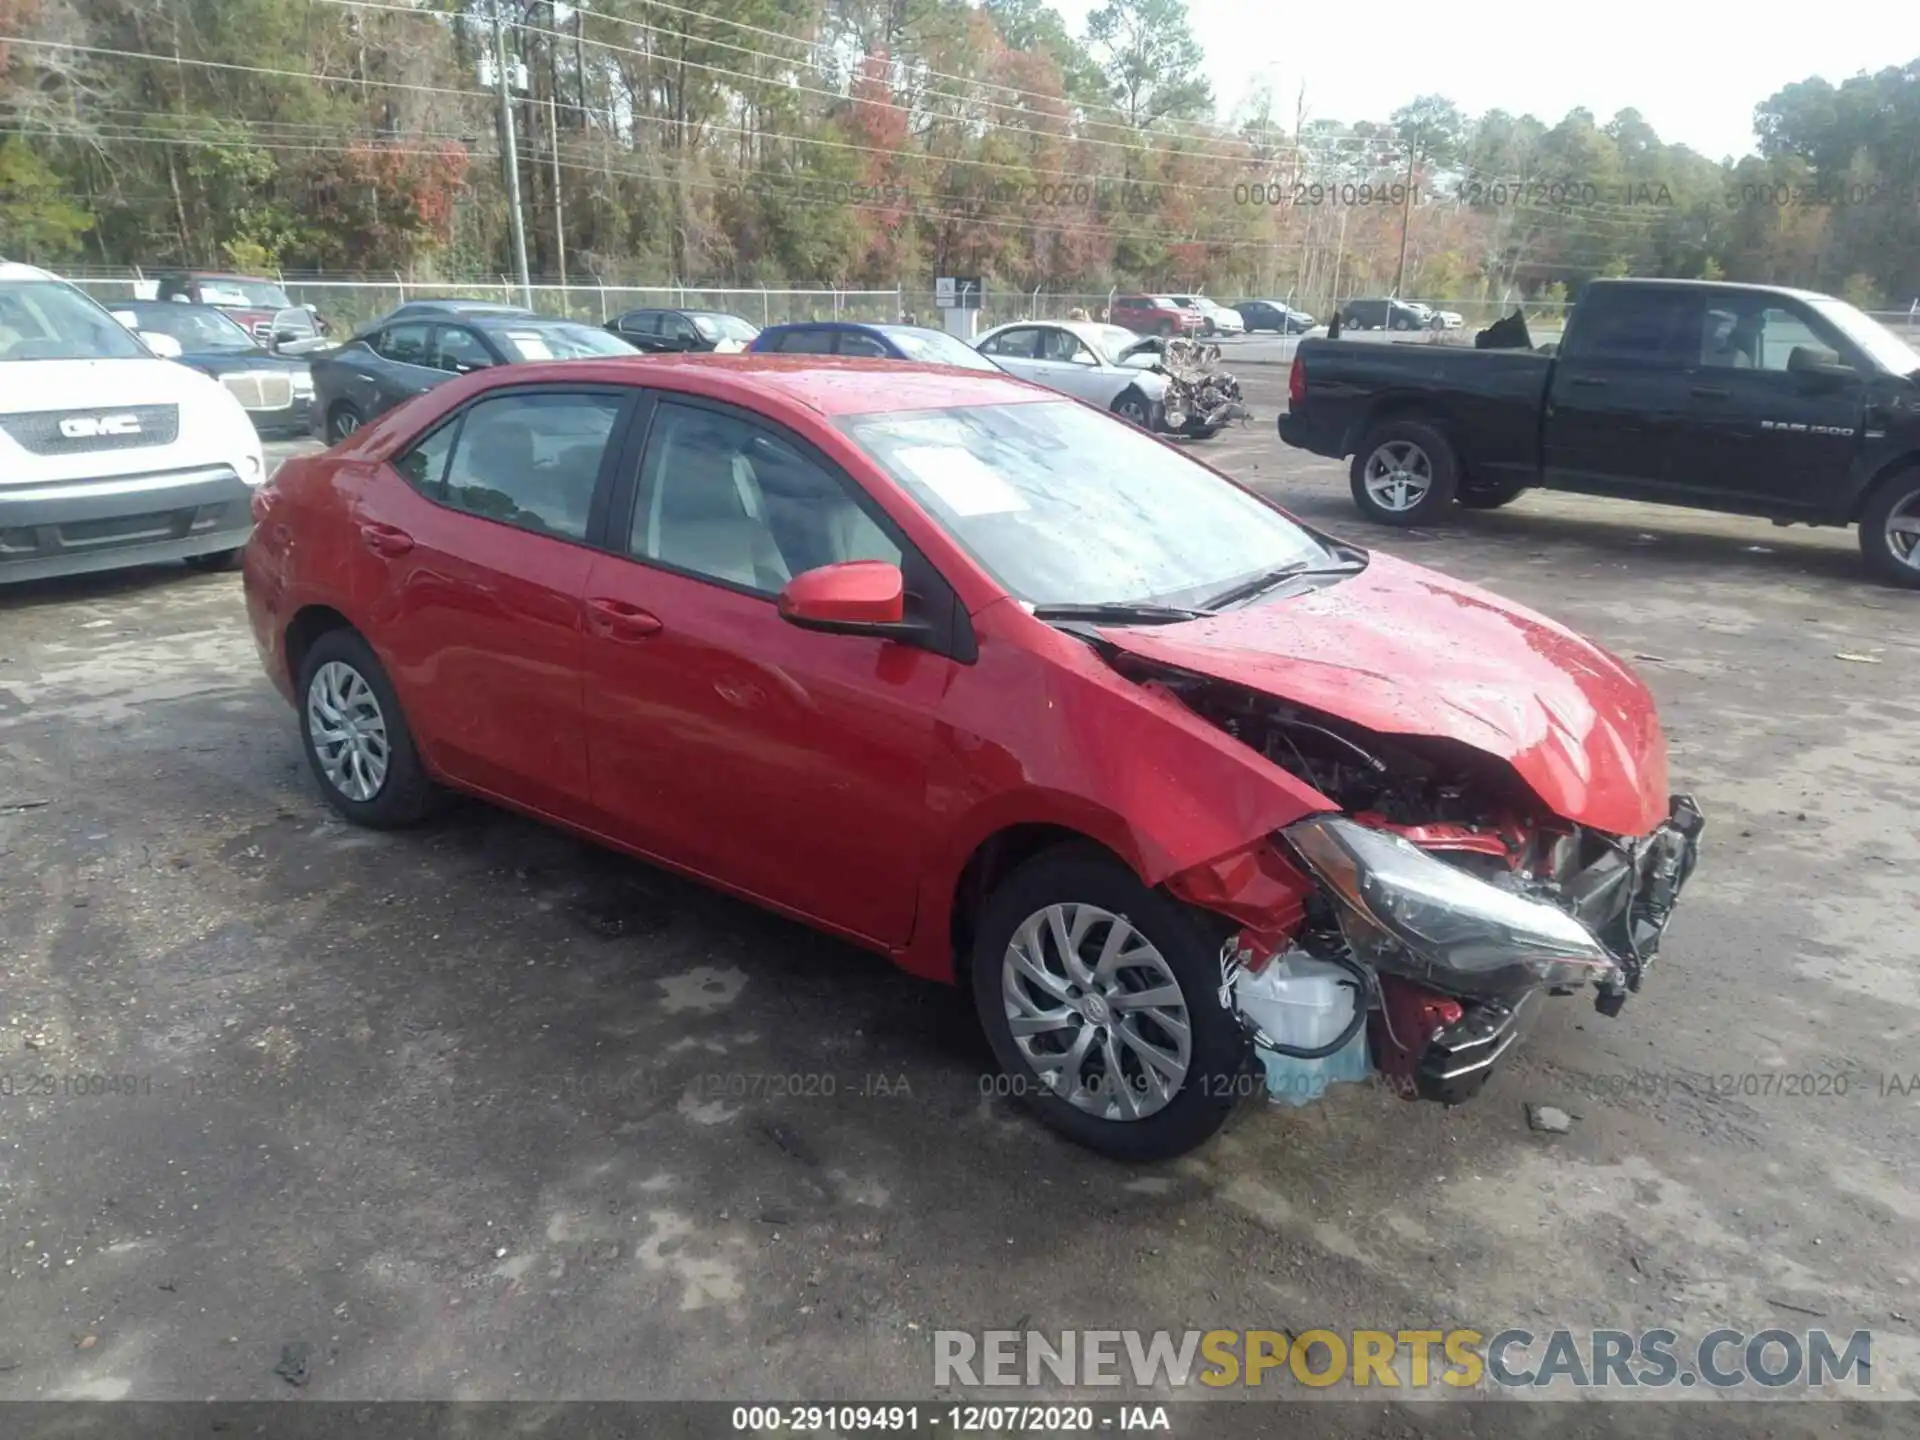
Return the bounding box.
[244,356,1703,1160]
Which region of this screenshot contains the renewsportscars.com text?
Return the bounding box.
[933,1327,1872,1392]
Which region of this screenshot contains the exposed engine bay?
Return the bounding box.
[1119,335,1250,435]
[1127,655,1705,1108]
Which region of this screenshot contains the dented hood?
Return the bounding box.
[1099,554,1671,837]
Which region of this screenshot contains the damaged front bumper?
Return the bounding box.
[1226,795,1705,1107]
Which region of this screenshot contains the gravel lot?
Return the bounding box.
[2,372,1916,1432]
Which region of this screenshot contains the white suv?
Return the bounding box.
[0,262,265,583]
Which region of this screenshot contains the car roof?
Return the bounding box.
[417,354,1052,419]
[985,318,1125,347]
[1583,276,1829,303]
[389,299,537,316]
[0,261,59,282]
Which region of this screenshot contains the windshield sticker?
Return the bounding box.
[893,445,1029,517]
[504,331,552,360]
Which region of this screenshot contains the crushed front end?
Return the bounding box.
[1159,671,1705,1108]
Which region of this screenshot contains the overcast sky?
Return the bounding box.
[1043,0,1910,162]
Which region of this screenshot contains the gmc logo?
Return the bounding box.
[59,413,142,438]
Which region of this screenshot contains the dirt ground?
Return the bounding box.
[2,370,1916,1434]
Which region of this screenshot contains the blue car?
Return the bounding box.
[747,321,1004,371]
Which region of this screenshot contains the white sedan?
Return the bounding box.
[973,320,1169,429]
[1169,295,1246,336]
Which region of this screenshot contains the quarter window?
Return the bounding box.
[436,392,622,540]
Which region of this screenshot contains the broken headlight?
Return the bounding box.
[1283,815,1621,995]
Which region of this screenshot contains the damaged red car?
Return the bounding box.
[244,356,1703,1161]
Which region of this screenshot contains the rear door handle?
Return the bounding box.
[358,523,414,557]
[587,597,663,640]
[1568,376,1607,388]
[1689,386,1730,399]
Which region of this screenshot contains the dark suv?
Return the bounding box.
[1339,298,1430,332]
[1110,295,1206,336]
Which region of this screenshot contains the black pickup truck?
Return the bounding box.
[1278,278,1920,586]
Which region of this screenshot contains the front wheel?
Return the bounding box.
[1859,470,1920,589]
[325,402,363,444]
[297,629,439,828]
[1111,386,1156,430]
[971,846,1246,1161]
[1350,419,1459,525]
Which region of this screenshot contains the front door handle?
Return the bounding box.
[587,596,663,640]
[359,523,414,557]
[1568,376,1607,388]
[1689,385,1730,399]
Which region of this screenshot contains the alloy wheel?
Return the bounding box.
[1000,902,1192,1121]
[329,408,360,442]
[1363,440,1433,513]
[1117,396,1149,425]
[306,660,390,802]
[1886,487,1920,571]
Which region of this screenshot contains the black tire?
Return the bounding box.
[1456,478,1530,511]
[183,547,243,572]
[325,402,363,444]
[1349,418,1459,526]
[1111,386,1156,430]
[970,845,1247,1162]
[296,628,438,828]
[1858,469,1920,589]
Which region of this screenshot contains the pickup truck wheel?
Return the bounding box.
[1859,472,1920,589]
[1351,421,1458,525]
[970,845,1245,1161]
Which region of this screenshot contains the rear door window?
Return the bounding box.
[1567,289,1701,366]
[434,391,625,541]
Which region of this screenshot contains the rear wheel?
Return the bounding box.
[1350,419,1459,525]
[1859,470,1920,589]
[325,402,363,444]
[297,629,438,828]
[971,846,1245,1161]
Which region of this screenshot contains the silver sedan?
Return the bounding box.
[973,321,1169,429]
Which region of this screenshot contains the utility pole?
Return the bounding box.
[1393,143,1416,296]
[545,2,566,290]
[491,0,532,307]
[549,84,566,290]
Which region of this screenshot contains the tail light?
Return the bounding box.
[1288,355,1306,408]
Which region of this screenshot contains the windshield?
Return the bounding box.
[880,327,1002,371]
[691,313,760,342]
[197,278,293,308]
[0,280,150,362]
[492,323,640,361]
[1809,298,1920,376]
[843,400,1332,608]
[126,305,256,351]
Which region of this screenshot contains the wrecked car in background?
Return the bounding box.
[245,356,1700,1162]
[1123,334,1249,438]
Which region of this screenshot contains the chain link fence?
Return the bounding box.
[64,270,904,333]
[60,268,1917,346]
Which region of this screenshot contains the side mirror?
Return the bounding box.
[1787,346,1853,384]
[777,560,924,640]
